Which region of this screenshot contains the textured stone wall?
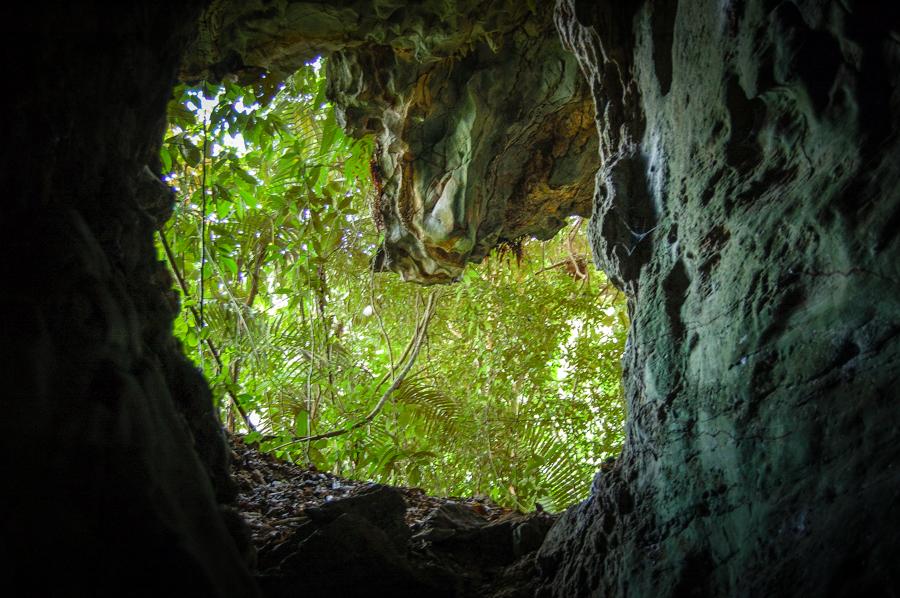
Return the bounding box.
[327,15,596,283]
[1,3,258,595]
[538,1,900,595]
[185,1,599,283]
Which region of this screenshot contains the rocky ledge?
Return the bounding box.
[230,436,555,597]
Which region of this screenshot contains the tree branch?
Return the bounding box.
[245,228,271,307]
[158,230,257,432]
[269,289,439,450]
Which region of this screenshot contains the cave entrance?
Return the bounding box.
[159,58,627,514]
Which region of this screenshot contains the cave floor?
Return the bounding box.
[230,436,554,597]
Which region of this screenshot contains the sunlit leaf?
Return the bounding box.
[220,256,238,276]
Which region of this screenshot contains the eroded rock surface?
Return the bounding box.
[230,436,555,598]
[3,2,258,595]
[538,1,900,596]
[185,1,598,283]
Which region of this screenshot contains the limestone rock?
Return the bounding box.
[538,1,900,595]
[184,1,598,283]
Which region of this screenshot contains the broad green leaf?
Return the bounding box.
[219,256,238,276]
[160,147,173,173]
[319,107,338,157]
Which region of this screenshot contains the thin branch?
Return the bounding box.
[199,107,209,333]
[201,244,262,366]
[533,256,588,276]
[158,230,257,432]
[567,217,586,281]
[304,252,316,460]
[245,229,271,307]
[270,290,439,450]
[369,266,395,379]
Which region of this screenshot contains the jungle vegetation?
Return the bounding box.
[158,58,628,512]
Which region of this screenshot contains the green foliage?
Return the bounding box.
[158,58,628,512]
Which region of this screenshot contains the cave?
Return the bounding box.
[4,1,899,596]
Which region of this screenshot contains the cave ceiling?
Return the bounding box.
[182,0,598,283]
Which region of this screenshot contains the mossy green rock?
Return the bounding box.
[538,1,900,596]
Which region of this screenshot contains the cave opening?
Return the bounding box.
[160,55,629,515]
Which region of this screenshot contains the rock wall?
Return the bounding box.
[538,1,900,595]
[327,17,596,283]
[1,3,258,595]
[185,0,598,283]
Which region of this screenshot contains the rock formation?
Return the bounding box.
[3,0,899,596]
[2,2,259,594]
[538,1,900,595]
[184,0,597,283]
[231,435,555,597]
